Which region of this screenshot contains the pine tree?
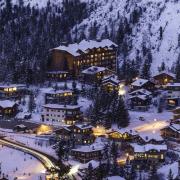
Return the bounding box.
[141,50,152,79]
[116,96,130,128]
[148,165,159,180]
[85,163,93,180]
[111,141,119,175]
[175,54,180,81]
[167,169,173,180]
[28,94,35,113]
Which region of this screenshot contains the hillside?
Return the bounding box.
[0,0,180,83]
[72,0,180,74]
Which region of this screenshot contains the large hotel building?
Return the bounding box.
[47,39,118,78]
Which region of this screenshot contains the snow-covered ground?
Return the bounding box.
[0,145,46,180]
[4,133,56,157]
[158,162,179,180]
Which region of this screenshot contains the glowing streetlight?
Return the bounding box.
[68,165,79,175]
[118,84,126,96]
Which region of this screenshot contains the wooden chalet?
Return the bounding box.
[129,143,167,165]
[71,143,104,163]
[46,71,68,81]
[101,75,122,92]
[55,126,72,142]
[172,107,180,123]
[81,66,113,84]
[48,39,118,77]
[153,71,175,86]
[0,100,18,117]
[69,124,95,145]
[108,128,138,143]
[161,123,180,142]
[166,83,180,109]
[44,89,74,104]
[128,95,151,111]
[0,84,26,99]
[131,78,156,92]
[135,133,165,145]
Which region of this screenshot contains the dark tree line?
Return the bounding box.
[87,89,130,128]
[0,0,88,84]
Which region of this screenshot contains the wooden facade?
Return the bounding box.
[0,84,26,99]
[131,79,156,92]
[46,71,68,81]
[128,95,151,111]
[81,66,113,84]
[153,71,175,86]
[161,124,180,142]
[48,39,117,77]
[0,101,18,117]
[101,75,122,92]
[55,124,95,145]
[45,90,74,104]
[71,146,103,163]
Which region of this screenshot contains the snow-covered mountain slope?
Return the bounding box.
[73,0,180,74]
[1,0,180,74]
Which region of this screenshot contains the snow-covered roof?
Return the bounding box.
[138,132,164,142]
[0,84,26,89]
[166,83,180,87]
[53,39,118,57]
[169,123,180,133]
[82,66,106,74]
[44,89,73,95]
[131,78,149,87]
[43,104,81,110]
[107,176,125,180]
[128,95,148,101]
[110,128,138,136]
[74,124,93,130]
[15,124,27,128]
[153,70,175,78]
[131,143,167,153]
[129,88,152,96]
[72,142,104,153]
[0,100,16,108]
[102,75,121,85]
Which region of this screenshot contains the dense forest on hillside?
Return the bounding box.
[0,0,88,84]
[0,0,180,84]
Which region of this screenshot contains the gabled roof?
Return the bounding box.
[138,132,164,142]
[53,39,117,57]
[166,83,180,87]
[131,78,150,87]
[0,100,16,108]
[168,123,180,133]
[153,70,175,78]
[42,104,81,110]
[109,127,138,136]
[129,88,152,96]
[128,95,148,101]
[102,75,121,85]
[82,66,106,75]
[72,142,104,152]
[44,89,73,95]
[131,143,167,153]
[0,84,26,89]
[74,124,93,130]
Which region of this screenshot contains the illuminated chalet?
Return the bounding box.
[48,39,118,77]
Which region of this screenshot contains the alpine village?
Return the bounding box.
[0,0,180,180]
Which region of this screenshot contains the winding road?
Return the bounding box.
[0,137,59,176]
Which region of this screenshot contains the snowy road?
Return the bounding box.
[134,120,168,133]
[0,138,58,172]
